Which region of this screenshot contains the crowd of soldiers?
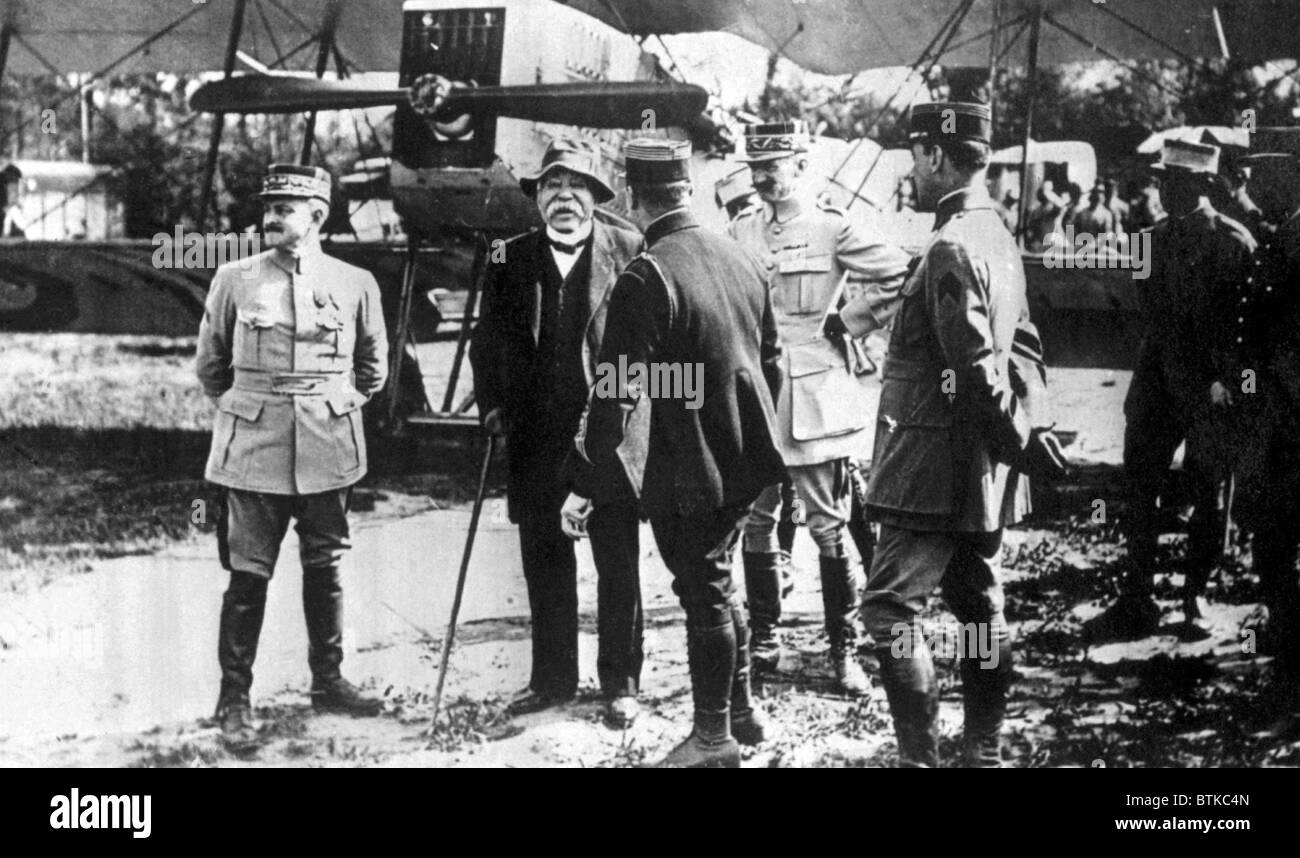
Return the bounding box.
[193,101,1300,767]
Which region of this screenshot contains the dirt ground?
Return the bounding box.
[1,334,1297,767]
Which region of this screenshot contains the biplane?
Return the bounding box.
[1,0,1296,419]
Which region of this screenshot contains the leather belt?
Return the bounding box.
[232,368,349,396]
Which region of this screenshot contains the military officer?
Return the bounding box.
[562,138,787,767]
[862,102,1061,767]
[714,164,759,221]
[730,120,911,694]
[1085,140,1256,644]
[468,138,646,728]
[197,163,390,744]
[1236,128,1300,726]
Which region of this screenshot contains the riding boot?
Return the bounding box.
[959,634,1015,768]
[216,571,268,741]
[875,642,939,768]
[743,551,783,673]
[655,614,740,768]
[304,564,382,716]
[820,554,869,696]
[727,596,767,745]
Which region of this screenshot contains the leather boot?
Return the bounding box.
[875,642,939,768]
[820,554,869,696]
[743,551,783,673]
[304,565,382,716]
[728,596,767,746]
[654,615,740,768]
[216,571,267,747]
[959,632,1014,768]
[847,484,876,576]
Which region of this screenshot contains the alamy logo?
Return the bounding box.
[152,227,261,277]
[49,789,151,838]
[592,356,705,410]
[1041,227,1152,279]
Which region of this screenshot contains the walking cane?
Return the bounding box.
[431,432,496,725]
[1221,472,1236,557]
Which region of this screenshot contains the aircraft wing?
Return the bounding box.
[0,0,404,75]
[566,0,1298,75]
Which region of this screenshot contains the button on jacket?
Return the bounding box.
[196,247,389,495]
[729,198,910,465]
[866,187,1032,532]
[1135,203,1256,418]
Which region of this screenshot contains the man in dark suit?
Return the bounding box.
[469,138,645,727]
[562,138,788,767]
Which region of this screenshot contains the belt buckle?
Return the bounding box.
[270,374,323,395]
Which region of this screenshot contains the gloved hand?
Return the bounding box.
[1022,426,1070,482]
[822,312,848,341]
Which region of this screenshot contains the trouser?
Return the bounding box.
[651,506,749,719]
[1239,407,1300,681]
[862,524,1014,766]
[517,500,642,699]
[744,460,859,650]
[216,487,353,700]
[745,460,851,557]
[776,464,876,568]
[1122,356,1228,596]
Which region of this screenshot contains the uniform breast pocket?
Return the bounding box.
[315,306,350,357]
[234,307,274,364]
[777,254,833,314]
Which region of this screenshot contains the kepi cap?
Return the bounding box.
[624,138,692,185]
[714,165,756,207]
[260,164,333,204]
[736,120,811,163]
[1241,127,1300,165]
[905,102,992,146]
[1151,138,1221,175]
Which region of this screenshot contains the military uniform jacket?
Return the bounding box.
[1231,210,1300,526]
[196,246,389,495]
[469,220,645,520]
[865,187,1033,532]
[570,209,787,518]
[1132,203,1256,420]
[729,198,910,466]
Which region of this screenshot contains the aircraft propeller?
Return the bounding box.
[191,74,709,130]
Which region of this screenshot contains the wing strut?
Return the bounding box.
[197,0,249,232]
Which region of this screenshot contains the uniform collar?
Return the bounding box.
[269,242,324,276]
[763,195,804,224]
[935,185,993,228]
[645,207,696,246]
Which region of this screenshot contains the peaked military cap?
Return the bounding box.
[624,138,692,185]
[1151,138,1221,175]
[714,164,756,207]
[1241,126,1300,165]
[736,120,812,162]
[906,101,992,146]
[520,137,616,203]
[260,163,333,204]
